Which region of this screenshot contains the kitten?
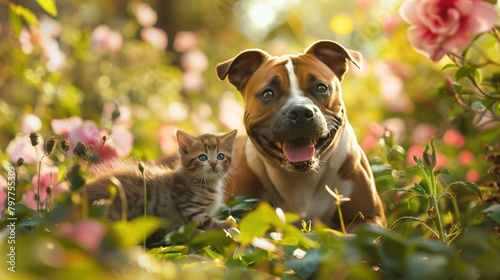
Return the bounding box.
[84,129,237,242]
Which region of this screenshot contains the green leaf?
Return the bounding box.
[412,155,420,165]
[36,0,58,16]
[112,216,164,247]
[203,246,225,262]
[455,65,477,80]
[285,248,322,279]
[492,101,500,119]
[239,202,280,244]
[441,63,458,71]
[474,68,483,84]
[8,8,23,38]
[148,245,189,259]
[281,223,317,249]
[57,160,71,183]
[449,181,482,202]
[473,108,488,127]
[0,203,42,233]
[9,4,38,26]
[482,204,500,224]
[165,222,198,245]
[189,228,235,253]
[412,183,427,195]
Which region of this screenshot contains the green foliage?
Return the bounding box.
[35,0,58,16]
[112,216,164,247]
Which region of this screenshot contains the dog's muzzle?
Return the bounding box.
[252,104,343,172]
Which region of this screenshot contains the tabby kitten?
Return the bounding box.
[84,129,237,240]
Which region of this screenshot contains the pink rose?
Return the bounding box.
[19,27,34,54]
[6,135,44,165]
[158,125,177,154]
[361,135,378,152]
[57,219,107,255]
[51,116,83,137]
[466,170,480,182]
[181,71,204,92]
[68,120,133,163]
[91,25,123,54]
[400,0,499,61]
[458,150,474,165]
[24,165,68,210]
[173,31,200,52]
[68,120,103,150]
[411,123,437,145]
[140,27,168,50]
[181,49,209,72]
[20,114,42,134]
[102,103,132,127]
[108,126,134,158]
[133,2,157,27]
[218,92,245,131]
[443,129,465,148]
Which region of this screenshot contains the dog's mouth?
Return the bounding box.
[256,128,336,172]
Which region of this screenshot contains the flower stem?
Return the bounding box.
[140,163,147,249]
[428,170,445,243]
[81,187,88,219]
[337,203,346,234]
[111,177,127,222]
[34,149,45,214]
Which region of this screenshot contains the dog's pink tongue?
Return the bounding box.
[283,138,315,163]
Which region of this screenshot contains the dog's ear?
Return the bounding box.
[216,49,269,90]
[305,40,361,80]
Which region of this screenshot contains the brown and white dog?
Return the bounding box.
[216,40,386,230]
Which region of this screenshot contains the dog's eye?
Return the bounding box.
[316,83,328,94]
[261,89,275,99]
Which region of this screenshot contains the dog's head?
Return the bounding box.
[217,40,361,172]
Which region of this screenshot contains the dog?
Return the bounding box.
[216,40,386,230]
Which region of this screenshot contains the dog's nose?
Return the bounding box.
[286,105,316,125]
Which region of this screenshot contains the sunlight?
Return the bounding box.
[248,3,276,28]
[235,0,297,41]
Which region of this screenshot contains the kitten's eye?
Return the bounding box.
[316,83,328,95]
[198,154,208,161]
[217,153,225,160]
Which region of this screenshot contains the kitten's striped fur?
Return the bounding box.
[84,129,237,241]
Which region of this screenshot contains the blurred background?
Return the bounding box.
[0,0,498,187]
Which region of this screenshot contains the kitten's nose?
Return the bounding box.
[210,162,217,170]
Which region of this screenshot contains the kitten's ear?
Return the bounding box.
[176,130,196,154]
[221,130,237,150]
